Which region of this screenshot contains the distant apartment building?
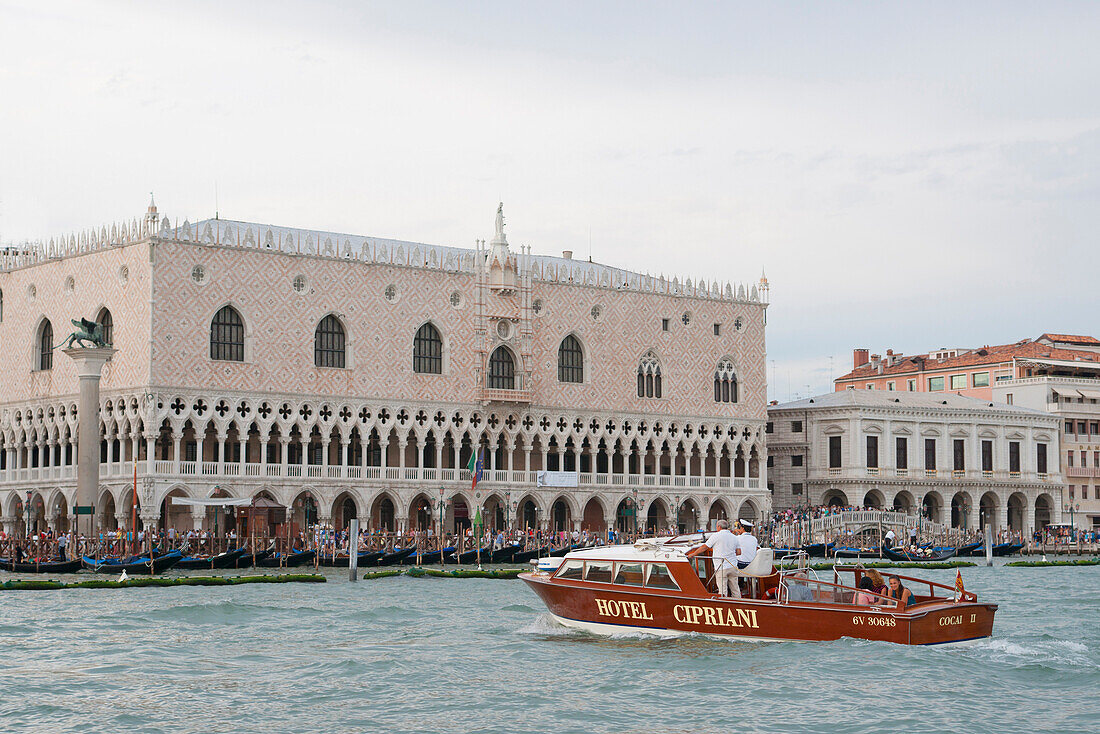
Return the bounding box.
[767,391,1063,534]
[834,333,1100,529]
[835,334,1100,399]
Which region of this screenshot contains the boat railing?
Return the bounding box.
[833,565,977,604]
[776,571,902,609]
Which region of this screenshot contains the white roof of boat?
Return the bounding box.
[564,538,699,563]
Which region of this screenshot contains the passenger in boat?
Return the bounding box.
[887,575,913,609]
[687,519,741,598]
[785,571,814,602]
[864,568,887,598]
[855,576,876,605]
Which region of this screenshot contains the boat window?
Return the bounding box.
[585,560,614,583]
[646,563,680,590]
[613,562,645,586]
[556,560,584,580]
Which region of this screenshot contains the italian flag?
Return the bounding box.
[466,449,483,490]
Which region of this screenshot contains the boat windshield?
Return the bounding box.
[780,573,900,609]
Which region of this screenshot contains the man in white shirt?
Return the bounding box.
[734,520,758,569]
[688,519,741,597]
[884,529,896,549]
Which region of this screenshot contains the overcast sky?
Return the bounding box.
[2,1,1097,400]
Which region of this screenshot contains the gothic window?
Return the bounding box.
[314,314,346,368]
[210,305,244,362]
[488,346,516,389]
[97,307,113,346]
[637,350,662,398]
[714,358,738,403]
[37,319,53,371]
[558,335,583,383]
[413,323,442,374]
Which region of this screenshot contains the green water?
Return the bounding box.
[0,562,1096,733]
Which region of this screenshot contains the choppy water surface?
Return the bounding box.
[0,562,1096,733]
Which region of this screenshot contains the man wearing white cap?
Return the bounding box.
[734,519,758,569]
[687,519,741,598]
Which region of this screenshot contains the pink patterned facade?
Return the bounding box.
[0,202,770,536]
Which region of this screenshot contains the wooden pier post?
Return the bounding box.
[349,518,359,582]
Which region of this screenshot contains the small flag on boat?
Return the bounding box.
[954,568,964,601]
[466,449,483,489]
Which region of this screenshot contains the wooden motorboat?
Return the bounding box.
[176,548,249,570]
[0,557,84,574]
[82,550,183,575]
[520,536,996,645]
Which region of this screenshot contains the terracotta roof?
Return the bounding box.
[836,338,1100,382]
[1038,333,1100,346]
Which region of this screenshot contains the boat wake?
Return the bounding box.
[952,637,1096,670]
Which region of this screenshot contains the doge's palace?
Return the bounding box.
[0,200,770,537]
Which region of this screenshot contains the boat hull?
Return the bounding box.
[521,573,996,645]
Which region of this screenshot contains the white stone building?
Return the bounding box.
[0,200,771,537]
[767,391,1063,534]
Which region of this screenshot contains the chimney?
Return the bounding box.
[562,250,573,260]
[853,348,869,369]
[870,353,881,369]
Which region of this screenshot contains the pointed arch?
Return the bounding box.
[96,307,114,347]
[488,345,516,389]
[413,322,443,374]
[637,349,662,398]
[714,357,738,404]
[36,318,53,371]
[210,304,245,362]
[314,313,346,368]
[557,334,584,383]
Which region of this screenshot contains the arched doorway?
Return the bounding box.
[892,491,914,514]
[1008,492,1026,533]
[99,491,118,532]
[615,498,635,533]
[371,493,396,531]
[950,492,971,529]
[738,499,758,523]
[292,491,319,530]
[823,489,848,508]
[519,497,538,530]
[646,499,668,533]
[863,489,884,509]
[922,492,943,524]
[408,493,434,531]
[1034,493,1052,530]
[708,499,729,531]
[582,497,606,533]
[333,492,357,530]
[550,497,571,532]
[450,495,470,533]
[51,493,70,533]
[160,487,194,532]
[979,491,998,531]
[677,499,699,533]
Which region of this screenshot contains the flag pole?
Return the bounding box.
[131,454,138,556]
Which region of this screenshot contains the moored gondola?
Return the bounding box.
[175,547,249,570]
[82,549,183,574]
[377,548,416,566]
[511,546,549,564]
[0,558,84,574]
[446,546,491,564]
[489,544,521,563]
[955,541,983,556]
[799,542,833,557]
[256,550,317,568]
[414,547,455,565]
[831,546,886,559]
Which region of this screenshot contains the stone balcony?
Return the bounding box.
[809,468,1056,484]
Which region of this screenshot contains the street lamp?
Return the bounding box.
[1064,503,1080,530]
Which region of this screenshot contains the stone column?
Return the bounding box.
[64,347,116,533]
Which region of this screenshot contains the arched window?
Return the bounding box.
[488,346,515,389]
[97,308,113,346]
[558,335,583,383]
[210,305,244,362]
[314,315,346,368]
[413,323,442,374]
[637,350,662,398]
[714,359,738,403]
[38,319,53,371]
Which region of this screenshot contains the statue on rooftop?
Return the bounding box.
[495,202,505,239]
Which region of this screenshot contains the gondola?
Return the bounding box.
[882,546,956,562]
[82,549,183,575]
[994,542,1024,557]
[0,557,84,574]
[800,542,833,558]
[233,548,273,568]
[175,548,249,570]
[831,546,886,559]
[445,546,491,564]
[317,551,383,568]
[377,548,416,566]
[256,550,317,568]
[511,546,550,564]
[489,544,520,563]
[955,541,983,556]
[413,547,455,565]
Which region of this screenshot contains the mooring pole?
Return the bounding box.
[984,523,993,567]
[349,518,359,582]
